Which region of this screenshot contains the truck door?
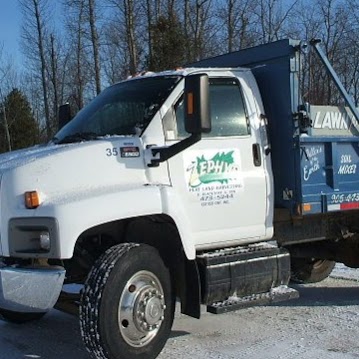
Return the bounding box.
[165,76,269,247]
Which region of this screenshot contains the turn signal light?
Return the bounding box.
[25,191,41,209]
[187,92,194,115]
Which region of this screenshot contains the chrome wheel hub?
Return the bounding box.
[119,271,166,347]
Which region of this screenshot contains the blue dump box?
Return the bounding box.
[191,39,359,215]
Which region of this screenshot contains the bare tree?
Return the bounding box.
[184,0,218,62]
[0,45,10,151]
[288,0,356,107]
[88,0,101,94]
[21,72,45,135]
[123,0,138,75]
[104,0,144,76]
[19,0,52,139]
[0,44,20,151]
[0,89,11,152]
[344,0,359,105]
[145,0,154,67]
[255,0,299,44]
[0,75,11,151]
[102,27,128,84]
[312,0,351,104]
[289,1,322,104]
[63,0,92,111]
[145,0,166,68]
[48,34,61,124]
[218,0,257,53]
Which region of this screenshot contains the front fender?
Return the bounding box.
[2,185,197,261]
[160,186,196,259]
[53,185,197,260]
[36,185,163,259]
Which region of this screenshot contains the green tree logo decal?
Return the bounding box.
[187,151,239,187]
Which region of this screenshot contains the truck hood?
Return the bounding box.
[0,144,64,173]
[0,137,149,208]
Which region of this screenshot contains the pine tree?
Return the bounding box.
[149,14,186,71]
[0,89,40,153]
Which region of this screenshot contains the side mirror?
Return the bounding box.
[147,74,211,167]
[184,74,211,134]
[58,103,72,130]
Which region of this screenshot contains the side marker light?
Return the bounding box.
[25,191,41,209]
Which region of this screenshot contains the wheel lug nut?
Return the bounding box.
[160,316,164,320]
[162,304,167,310]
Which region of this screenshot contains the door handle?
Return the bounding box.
[252,143,262,167]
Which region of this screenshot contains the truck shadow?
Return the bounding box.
[274,283,359,307]
[0,309,191,359]
[0,310,90,359]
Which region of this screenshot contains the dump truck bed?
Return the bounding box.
[190,39,359,215]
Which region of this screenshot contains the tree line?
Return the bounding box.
[1,0,359,153]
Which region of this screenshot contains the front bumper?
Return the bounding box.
[0,265,65,312]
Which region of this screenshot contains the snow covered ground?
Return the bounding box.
[1,265,359,359]
[331,263,359,281]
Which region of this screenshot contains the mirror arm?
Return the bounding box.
[149,134,201,167]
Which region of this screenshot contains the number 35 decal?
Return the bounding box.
[106,146,140,158]
[106,147,119,157]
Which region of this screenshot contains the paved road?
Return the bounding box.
[1,266,359,359]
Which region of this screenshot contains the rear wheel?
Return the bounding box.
[291,258,336,283]
[0,309,46,324]
[80,243,174,359]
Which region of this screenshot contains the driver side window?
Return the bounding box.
[167,77,250,139]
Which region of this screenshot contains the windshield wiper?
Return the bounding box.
[54,132,100,144]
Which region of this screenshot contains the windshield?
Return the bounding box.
[54,75,181,143]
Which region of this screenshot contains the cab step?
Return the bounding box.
[207,285,299,314]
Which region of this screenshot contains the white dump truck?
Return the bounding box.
[1,39,359,359]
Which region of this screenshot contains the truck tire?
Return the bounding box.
[79,243,174,359]
[0,309,46,323]
[291,258,336,284]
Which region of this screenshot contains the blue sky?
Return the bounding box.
[0,1,22,66]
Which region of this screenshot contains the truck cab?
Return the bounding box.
[161,69,273,251]
[0,68,273,261]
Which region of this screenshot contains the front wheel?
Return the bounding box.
[80,243,174,359]
[291,258,336,284]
